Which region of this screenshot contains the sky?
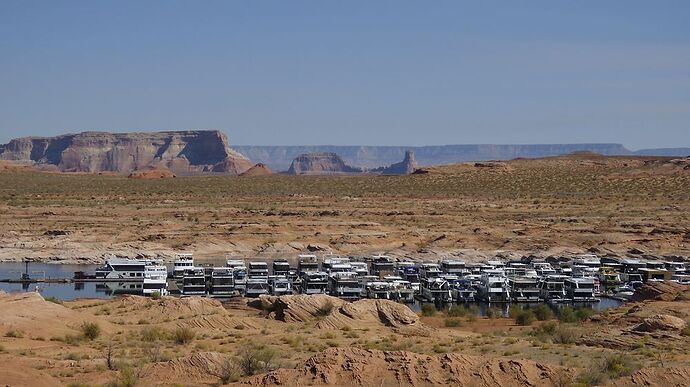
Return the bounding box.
[1,1,689,149]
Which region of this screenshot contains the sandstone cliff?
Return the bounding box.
[0,130,253,175]
[287,152,362,175]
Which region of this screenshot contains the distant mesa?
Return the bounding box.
[287,151,418,176]
[287,152,362,175]
[239,163,274,177]
[0,130,253,175]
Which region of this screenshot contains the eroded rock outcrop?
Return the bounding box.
[0,130,253,175]
[257,294,428,334]
[240,163,274,177]
[287,152,362,175]
[379,150,417,175]
[239,347,572,387]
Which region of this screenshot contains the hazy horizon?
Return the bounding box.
[1,1,689,149]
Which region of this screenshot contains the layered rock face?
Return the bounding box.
[287,152,362,175]
[379,150,417,175]
[0,130,253,175]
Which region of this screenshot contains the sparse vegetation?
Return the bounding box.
[317,300,335,316]
[80,322,101,340]
[515,310,536,326]
[420,304,437,317]
[236,344,278,376]
[444,318,462,327]
[173,327,195,345]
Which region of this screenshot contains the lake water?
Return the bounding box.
[0,263,624,312]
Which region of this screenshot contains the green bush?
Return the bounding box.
[485,307,502,319]
[444,318,462,327]
[532,304,554,321]
[420,304,437,317]
[603,354,637,378]
[515,310,536,326]
[140,326,166,342]
[4,329,23,338]
[317,300,335,316]
[150,291,161,300]
[173,327,195,345]
[236,344,278,376]
[447,305,467,317]
[108,365,138,387]
[80,322,101,341]
[557,306,594,323]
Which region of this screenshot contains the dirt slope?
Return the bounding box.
[238,347,571,387]
[260,294,429,333]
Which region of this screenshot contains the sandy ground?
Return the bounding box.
[0,154,688,265]
[0,282,689,386]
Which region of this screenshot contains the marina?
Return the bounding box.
[1,252,683,309]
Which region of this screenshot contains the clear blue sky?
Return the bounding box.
[1,1,689,149]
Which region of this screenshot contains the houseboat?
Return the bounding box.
[272,259,290,276]
[181,267,206,296]
[300,271,329,295]
[143,265,169,296]
[451,279,476,303]
[226,260,247,292]
[508,277,540,302]
[538,275,570,303]
[297,254,319,275]
[564,277,599,302]
[269,277,293,296]
[477,271,510,303]
[209,268,235,296]
[244,278,269,297]
[350,261,370,277]
[440,260,468,275]
[366,280,393,300]
[419,263,442,279]
[248,261,269,279]
[371,255,395,277]
[95,256,161,280]
[420,277,453,303]
[329,271,362,300]
[386,277,415,303]
[172,253,194,280]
